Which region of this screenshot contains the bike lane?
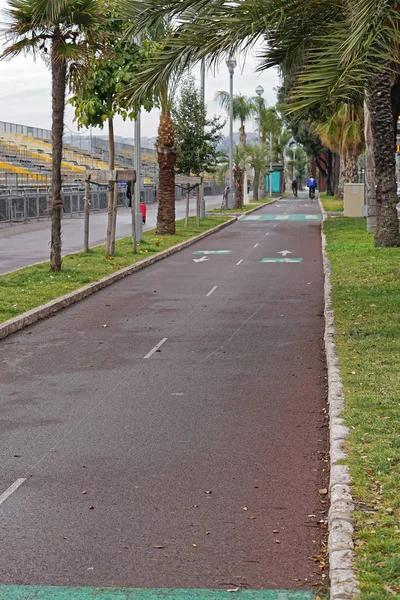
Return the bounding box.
[0,194,327,599]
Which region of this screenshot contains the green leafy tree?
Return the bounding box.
[69,8,150,255]
[173,78,224,176]
[1,0,104,271]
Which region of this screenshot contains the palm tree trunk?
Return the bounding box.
[156,113,176,235]
[343,151,359,184]
[239,124,246,145]
[106,116,115,255]
[364,98,377,232]
[50,41,67,272]
[234,168,244,208]
[260,171,266,199]
[368,70,400,247]
[332,152,340,198]
[326,150,334,196]
[253,169,259,201]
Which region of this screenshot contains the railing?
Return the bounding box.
[0,183,225,224]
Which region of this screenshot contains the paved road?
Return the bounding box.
[0,193,327,599]
[0,195,223,275]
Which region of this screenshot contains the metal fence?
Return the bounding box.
[0,183,225,224]
[0,187,126,224]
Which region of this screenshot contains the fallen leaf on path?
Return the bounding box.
[102,324,108,328]
[204,491,212,494]
[318,488,328,495]
[153,546,164,549]
[275,539,280,543]
[273,530,279,533]
[227,588,240,593]
[89,506,95,509]
[192,544,197,548]
[242,507,248,511]
[82,491,87,495]
[248,516,256,520]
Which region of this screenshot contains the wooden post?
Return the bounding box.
[131,179,137,253]
[196,184,200,227]
[105,178,114,256]
[83,175,91,252]
[185,183,190,227]
[110,180,118,255]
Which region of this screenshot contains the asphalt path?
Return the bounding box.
[0,193,328,598]
[0,194,223,275]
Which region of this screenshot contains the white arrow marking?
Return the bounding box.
[278,250,292,256]
[193,256,209,263]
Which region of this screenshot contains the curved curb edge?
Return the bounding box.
[318,196,360,600]
[0,218,237,342]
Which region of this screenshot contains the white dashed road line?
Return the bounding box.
[253,243,259,248]
[143,338,168,359]
[0,478,26,506]
[206,285,218,297]
[236,259,243,266]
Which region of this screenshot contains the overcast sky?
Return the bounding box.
[0,0,280,139]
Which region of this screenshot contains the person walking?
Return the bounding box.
[291,179,298,197]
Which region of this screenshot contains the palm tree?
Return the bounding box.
[215,92,253,145]
[217,144,249,208]
[155,81,177,234]
[314,104,364,200]
[1,0,103,270]
[247,143,269,201]
[121,0,400,247]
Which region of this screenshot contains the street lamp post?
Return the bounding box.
[226,56,237,209]
[200,60,206,219]
[255,85,264,144]
[134,112,142,241]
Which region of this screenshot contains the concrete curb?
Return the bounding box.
[318,196,360,600]
[207,197,278,217]
[0,218,237,342]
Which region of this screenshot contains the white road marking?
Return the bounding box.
[305,215,319,220]
[143,338,168,359]
[273,224,277,228]
[253,243,259,248]
[236,259,243,265]
[276,215,289,220]
[0,478,26,506]
[265,232,269,236]
[206,285,218,297]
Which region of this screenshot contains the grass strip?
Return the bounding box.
[0,216,230,324]
[324,217,400,600]
[209,197,274,213]
[321,192,343,213]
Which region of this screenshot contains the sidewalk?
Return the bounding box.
[0,195,222,274]
[0,193,328,598]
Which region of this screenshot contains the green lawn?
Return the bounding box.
[0,216,230,324]
[209,197,274,213]
[324,217,400,599]
[321,193,343,213]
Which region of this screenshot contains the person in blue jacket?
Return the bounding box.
[307,176,317,199]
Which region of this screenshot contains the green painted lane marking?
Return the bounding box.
[193,250,231,255]
[261,258,303,263]
[240,215,322,222]
[0,587,314,599]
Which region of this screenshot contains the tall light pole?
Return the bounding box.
[255,85,264,144]
[200,60,206,219]
[226,56,237,209]
[134,112,142,240]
